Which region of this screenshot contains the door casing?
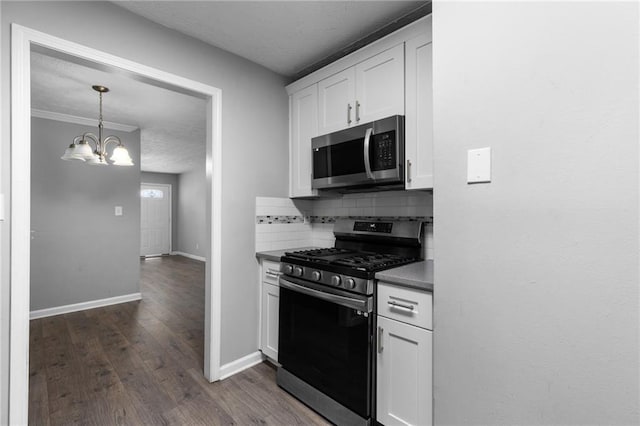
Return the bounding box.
[9,24,223,425]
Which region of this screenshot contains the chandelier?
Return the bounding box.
[61,85,134,166]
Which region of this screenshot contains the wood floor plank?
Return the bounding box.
[40,315,92,423]
[91,309,178,425]
[241,362,331,426]
[73,336,145,425]
[29,254,329,425]
[187,367,270,425]
[28,320,50,426]
[136,313,202,371]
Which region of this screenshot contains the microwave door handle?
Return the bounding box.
[363,127,374,179]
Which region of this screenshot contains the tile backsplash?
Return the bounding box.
[255,191,434,259]
[255,197,313,252]
[311,191,432,219]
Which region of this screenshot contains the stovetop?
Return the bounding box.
[284,248,418,274]
[279,219,423,294]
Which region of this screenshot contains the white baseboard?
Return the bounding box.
[219,351,265,380]
[171,251,206,262]
[30,292,142,320]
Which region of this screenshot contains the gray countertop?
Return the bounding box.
[375,260,434,292]
[256,247,318,262]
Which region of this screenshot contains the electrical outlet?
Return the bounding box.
[115,206,123,216]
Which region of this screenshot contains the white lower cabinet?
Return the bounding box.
[259,259,281,361]
[261,282,280,361]
[377,281,432,426]
[377,316,432,426]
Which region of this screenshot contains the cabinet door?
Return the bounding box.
[290,84,318,198]
[355,44,405,125]
[261,282,280,361]
[318,67,356,134]
[405,33,433,190]
[377,316,432,426]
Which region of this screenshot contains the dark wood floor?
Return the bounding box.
[29,255,329,425]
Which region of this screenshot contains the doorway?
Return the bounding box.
[10,24,223,424]
[140,183,172,257]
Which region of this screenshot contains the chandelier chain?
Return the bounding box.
[98,90,104,144]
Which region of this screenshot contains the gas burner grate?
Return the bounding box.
[332,254,417,272]
[285,248,353,259]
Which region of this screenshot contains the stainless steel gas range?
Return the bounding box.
[276,218,423,426]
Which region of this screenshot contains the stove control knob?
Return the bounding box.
[283,264,293,275]
[346,278,356,290]
[311,271,322,281]
[293,266,304,277]
[331,275,342,287]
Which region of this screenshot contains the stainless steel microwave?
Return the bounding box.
[311,115,405,191]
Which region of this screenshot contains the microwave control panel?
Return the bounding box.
[371,132,396,171]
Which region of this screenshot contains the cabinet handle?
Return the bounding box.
[378,326,384,353]
[388,300,415,311]
[265,270,281,278]
[355,101,361,122]
[347,103,353,125]
[407,159,412,183]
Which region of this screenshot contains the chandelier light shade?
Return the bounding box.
[61,85,134,166]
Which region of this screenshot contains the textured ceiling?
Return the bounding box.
[32,1,427,174]
[31,51,206,174]
[114,1,427,78]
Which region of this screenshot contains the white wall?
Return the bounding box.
[177,162,206,258]
[432,2,639,424]
[141,172,179,252]
[1,2,289,419]
[30,117,141,311]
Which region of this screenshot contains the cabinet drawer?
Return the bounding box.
[377,282,432,330]
[262,260,281,285]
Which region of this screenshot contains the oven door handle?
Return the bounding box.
[279,276,371,312]
[363,127,374,179]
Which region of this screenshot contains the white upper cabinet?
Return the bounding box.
[290,84,319,198]
[355,43,405,125]
[287,16,431,197]
[318,68,356,135]
[318,44,404,135]
[404,23,433,190]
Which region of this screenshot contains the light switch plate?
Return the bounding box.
[467,147,491,183]
[115,206,123,216]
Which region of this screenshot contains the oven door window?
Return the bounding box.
[279,286,372,418]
